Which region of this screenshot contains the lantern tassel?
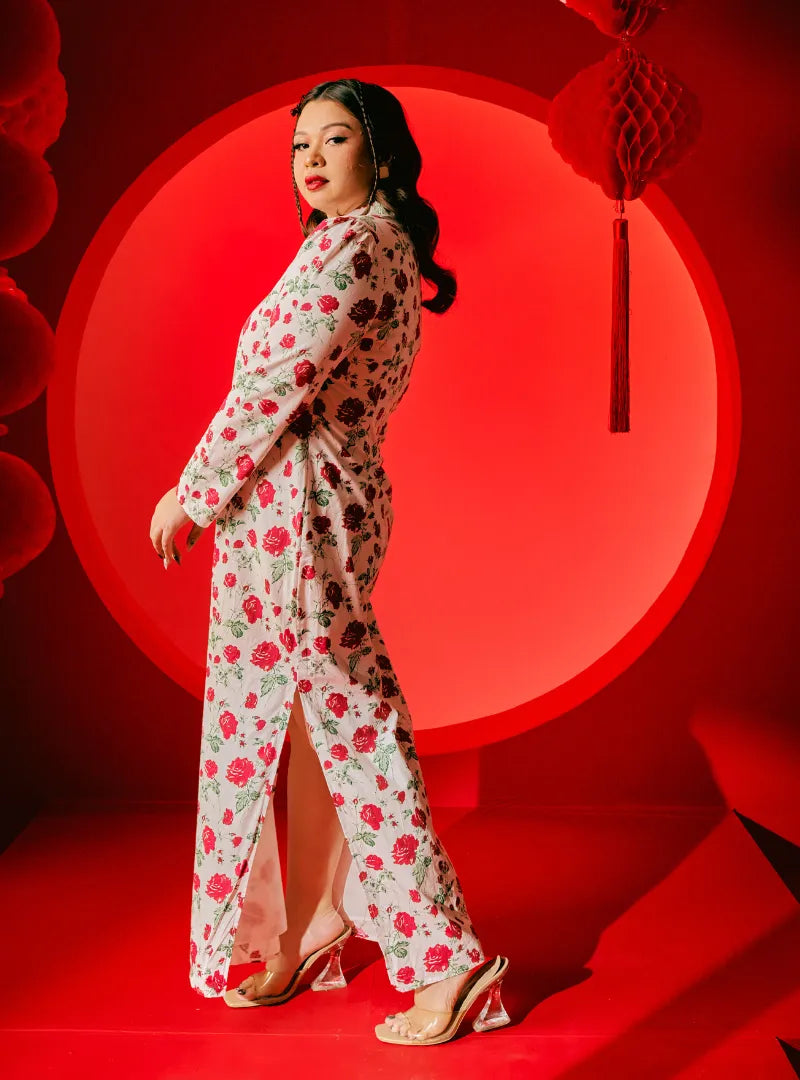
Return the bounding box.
[610,212,630,432]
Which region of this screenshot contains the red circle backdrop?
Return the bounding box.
[49,67,741,753]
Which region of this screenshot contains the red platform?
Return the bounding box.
[0,802,797,1078]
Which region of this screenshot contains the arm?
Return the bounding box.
[176,216,380,528]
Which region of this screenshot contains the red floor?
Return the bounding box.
[0,802,797,1079]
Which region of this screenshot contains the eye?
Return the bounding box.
[292,136,347,151]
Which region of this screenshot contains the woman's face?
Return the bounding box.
[292,97,375,217]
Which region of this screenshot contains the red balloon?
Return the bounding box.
[0,451,57,597]
[563,0,680,38]
[547,45,702,201]
[0,65,67,155]
[0,0,60,104]
[0,133,58,258]
[0,277,55,415]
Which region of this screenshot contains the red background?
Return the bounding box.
[2,0,798,844]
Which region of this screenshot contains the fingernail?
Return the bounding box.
[163,557,168,569]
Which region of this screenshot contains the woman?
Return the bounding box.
[149,78,510,1046]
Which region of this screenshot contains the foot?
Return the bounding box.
[235,906,347,1001]
[382,962,485,1042]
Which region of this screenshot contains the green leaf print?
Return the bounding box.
[352,829,376,847]
[387,939,409,959]
[310,485,330,507]
[235,788,259,814]
[206,731,223,754]
[413,853,432,888]
[316,608,335,628]
[374,742,396,775]
[225,616,248,640]
[260,670,289,696]
[218,468,233,488]
[271,550,293,583]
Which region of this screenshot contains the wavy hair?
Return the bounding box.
[289,78,456,315]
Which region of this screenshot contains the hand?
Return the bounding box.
[150,487,205,569]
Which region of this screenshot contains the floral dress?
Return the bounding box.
[176,195,486,998]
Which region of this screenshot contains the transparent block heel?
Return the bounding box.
[472,977,511,1032]
[310,940,348,991]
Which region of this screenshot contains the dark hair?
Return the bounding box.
[289,78,456,315]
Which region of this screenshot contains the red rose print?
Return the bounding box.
[409,889,421,903]
[423,944,453,973]
[262,526,291,557]
[320,461,341,488]
[193,873,200,892]
[376,775,389,791]
[244,692,258,708]
[223,644,240,663]
[352,724,378,753]
[224,573,237,588]
[250,640,281,671]
[360,803,384,830]
[339,619,367,649]
[368,903,379,919]
[332,792,344,807]
[205,488,219,507]
[279,628,297,653]
[205,970,226,993]
[219,711,238,740]
[242,595,263,624]
[235,859,248,878]
[256,479,276,508]
[294,358,316,386]
[190,939,197,964]
[325,692,348,718]
[392,834,418,865]
[204,760,217,778]
[317,293,340,315]
[221,426,237,441]
[365,854,383,870]
[222,808,234,825]
[394,912,416,938]
[236,455,254,480]
[279,333,296,349]
[330,744,348,761]
[257,743,277,766]
[298,679,312,692]
[205,873,233,903]
[314,636,331,654]
[445,920,463,939]
[202,825,216,854]
[410,807,426,828]
[226,757,256,787]
[396,966,415,985]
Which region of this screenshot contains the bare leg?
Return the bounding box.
[236,688,351,1000]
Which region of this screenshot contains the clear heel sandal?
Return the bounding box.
[374,955,512,1045]
[310,937,348,991]
[472,975,511,1031]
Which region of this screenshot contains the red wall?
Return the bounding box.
[2,0,798,842]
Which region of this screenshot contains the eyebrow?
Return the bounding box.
[293,122,354,137]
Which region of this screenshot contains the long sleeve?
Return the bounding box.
[176,216,381,528]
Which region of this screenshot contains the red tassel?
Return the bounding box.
[610,211,630,432]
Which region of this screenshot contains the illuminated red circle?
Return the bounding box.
[49,68,741,753]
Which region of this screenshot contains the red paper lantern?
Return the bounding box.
[0,451,57,598]
[562,0,680,38]
[548,44,701,430]
[0,133,58,259]
[0,272,56,415]
[0,65,67,155]
[0,0,60,104]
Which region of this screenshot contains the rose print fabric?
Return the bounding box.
[176,196,486,998]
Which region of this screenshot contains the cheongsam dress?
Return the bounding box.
[176,194,486,998]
